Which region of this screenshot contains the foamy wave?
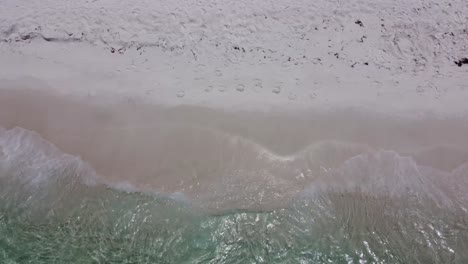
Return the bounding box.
[301,150,467,208]
[1,126,467,212]
[0,126,99,186]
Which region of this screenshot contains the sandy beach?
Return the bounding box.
[1,0,468,262]
[1,0,468,114]
[1,86,468,211]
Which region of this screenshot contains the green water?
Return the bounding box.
[1,178,468,264]
[1,127,468,263]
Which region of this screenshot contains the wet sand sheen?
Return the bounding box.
[1,83,468,210]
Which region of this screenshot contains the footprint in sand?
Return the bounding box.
[204,85,213,92]
[176,91,185,98]
[272,82,282,94]
[218,85,226,92]
[236,84,245,92]
[254,78,263,90]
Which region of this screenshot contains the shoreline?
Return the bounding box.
[1,0,468,210]
[1,86,467,211]
[1,0,468,261]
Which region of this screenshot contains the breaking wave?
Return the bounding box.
[1,126,468,263]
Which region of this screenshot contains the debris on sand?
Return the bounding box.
[454,58,468,67]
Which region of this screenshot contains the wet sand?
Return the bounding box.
[1,81,468,210]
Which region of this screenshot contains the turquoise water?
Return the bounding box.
[2,182,467,263]
[1,127,468,263]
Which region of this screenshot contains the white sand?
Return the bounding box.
[1,0,468,114]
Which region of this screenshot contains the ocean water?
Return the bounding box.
[1,124,468,264]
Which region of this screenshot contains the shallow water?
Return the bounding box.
[1,87,468,263]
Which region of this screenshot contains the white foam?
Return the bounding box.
[301,150,461,207]
[1,119,467,212]
[0,126,98,186]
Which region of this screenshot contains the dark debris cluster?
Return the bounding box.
[454,58,468,67]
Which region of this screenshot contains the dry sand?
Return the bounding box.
[1,0,468,113]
